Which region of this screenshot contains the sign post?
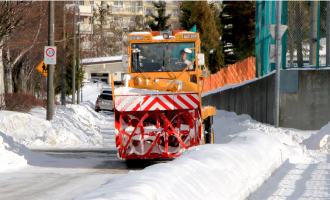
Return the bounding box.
[46,1,55,121]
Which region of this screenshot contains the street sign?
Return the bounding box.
[267,24,288,39]
[36,60,48,77]
[44,46,56,64]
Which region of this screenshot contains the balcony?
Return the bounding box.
[112,20,136,29]
[110,6,144,15]
[79,24,92,34]
[81,41,92,50]
[79,5,92,16]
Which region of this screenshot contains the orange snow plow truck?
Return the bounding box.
[112,30,215,166]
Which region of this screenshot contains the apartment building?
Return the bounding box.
[144,0,180,30]
[93,0,181,31]
[74,1,93,53]
[77,0,220,54]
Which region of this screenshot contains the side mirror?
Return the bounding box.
[198,54,205,66]
[122,55,129,68]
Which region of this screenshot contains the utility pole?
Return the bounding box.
[47,0,55,120]
[61,1,67,106]
[326,2,330,66]
[274,1,282,128]
[72,2,76,104]
[77,6,81,104]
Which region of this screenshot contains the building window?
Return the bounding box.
[172,9,178,17]
[91,73,109,84]
[114,16,123,21]
[114,1,123,6]
[146,9,152,15]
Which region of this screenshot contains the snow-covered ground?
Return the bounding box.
[1,82,330,199]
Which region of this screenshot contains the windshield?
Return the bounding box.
[131,42,195,73]
[99,94,113,100]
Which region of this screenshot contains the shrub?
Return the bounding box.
[0,93,45,113]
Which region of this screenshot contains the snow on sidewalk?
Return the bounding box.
[248,152,330,199]
[75,130,301,200]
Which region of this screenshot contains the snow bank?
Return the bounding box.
[0,131,29,171]
[303,122,330,152]
[75,130,288,200]
[0,103,104,148]
[213,110,310,163]
[81,84,103,105]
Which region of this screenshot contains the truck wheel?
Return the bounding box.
[204,116,213,144]
[205,130,213,144]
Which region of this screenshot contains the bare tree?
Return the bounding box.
[3,1,66,96]
[5,21,43,93]
[0,1,33,95]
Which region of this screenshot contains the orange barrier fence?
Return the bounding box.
[201,57,256,93]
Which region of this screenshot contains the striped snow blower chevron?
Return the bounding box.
[112,30,216,167]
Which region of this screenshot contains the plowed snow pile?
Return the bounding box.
[0,131,28,171]
[0,103,104,148]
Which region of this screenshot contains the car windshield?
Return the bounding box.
[131,42,195,72]
[99,94,113,100]
[102,90,112,94]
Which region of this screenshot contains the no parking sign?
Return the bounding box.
[44,46,56,65]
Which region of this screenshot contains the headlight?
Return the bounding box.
[163,33,169,39]
[175,35,182,39]
[129,36,136,40]
[183,34,190,39]
[191,34,197,39]
[144,36,151,40]
[137,36,143,40]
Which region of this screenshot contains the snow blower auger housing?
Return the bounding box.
[112,30,216,163]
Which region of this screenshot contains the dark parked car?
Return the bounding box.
[95,93,113,112]
[101,89,112,94]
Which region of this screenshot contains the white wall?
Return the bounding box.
[83,62,125,83]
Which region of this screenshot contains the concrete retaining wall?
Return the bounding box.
[202,69,330,130]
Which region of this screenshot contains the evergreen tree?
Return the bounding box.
[179,1,196,30]
[220,1,255,65]
[55,38,84,96]
[147,1,171,31]
[190,1,224,73]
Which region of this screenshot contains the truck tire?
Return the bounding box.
[204,116,213,144]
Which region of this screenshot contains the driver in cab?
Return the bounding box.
[180,48,193,70]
